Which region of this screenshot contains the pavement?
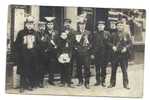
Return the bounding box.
[6,63,144,98]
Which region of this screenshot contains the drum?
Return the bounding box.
[58,53,71,64]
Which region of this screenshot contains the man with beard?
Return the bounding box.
[45,17,59,85]
[36,21,48,88]
[92,21,111,87]
[15,16,38,92]
[75,18,92,89]
[108,21,132,89]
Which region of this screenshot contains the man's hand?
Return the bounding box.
[54,45,57,49]
[121,47,127,53]
[90,54,95,59]
[44,49,48,52]
[112,46,117,52]
[75,47,78,50]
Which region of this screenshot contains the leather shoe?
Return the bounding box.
[59,83,65,87]
[94,82,100,86]
[85,84,90,89]
[108,84,115,88]
[124,84,130,89]
[19,88,24,93]
[48,81,55,86]
[101,82,106,87]
[77,82,83,86]
[68,84,75,88]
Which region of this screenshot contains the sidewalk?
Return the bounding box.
[6,64,144,98]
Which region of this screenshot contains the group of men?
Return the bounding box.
[15,15,132,93]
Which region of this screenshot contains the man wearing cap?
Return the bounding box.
[45,17,59,85]
[15,16,38,92]
[75,18,92,89]
[36,21,48,88]
[92,21,111,87]
[57,32,75,88]
[61,18,77,85]
[63,18,76,43]
[108,21,132,89]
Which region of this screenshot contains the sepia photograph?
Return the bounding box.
[5,4,146,97]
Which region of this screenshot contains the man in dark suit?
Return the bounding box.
[44,17,59,85]
[15,16,38,92]
[108,21,132,89]
[75,18,92,89]
[36,21,48,88]
[57,31,74,88]
[62,18,77,84]
[92,21,111,87]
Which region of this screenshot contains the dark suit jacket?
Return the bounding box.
[92,30,111,54]
[74,30,93,55]
[110,31,133,57]
[14,28,38,75]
